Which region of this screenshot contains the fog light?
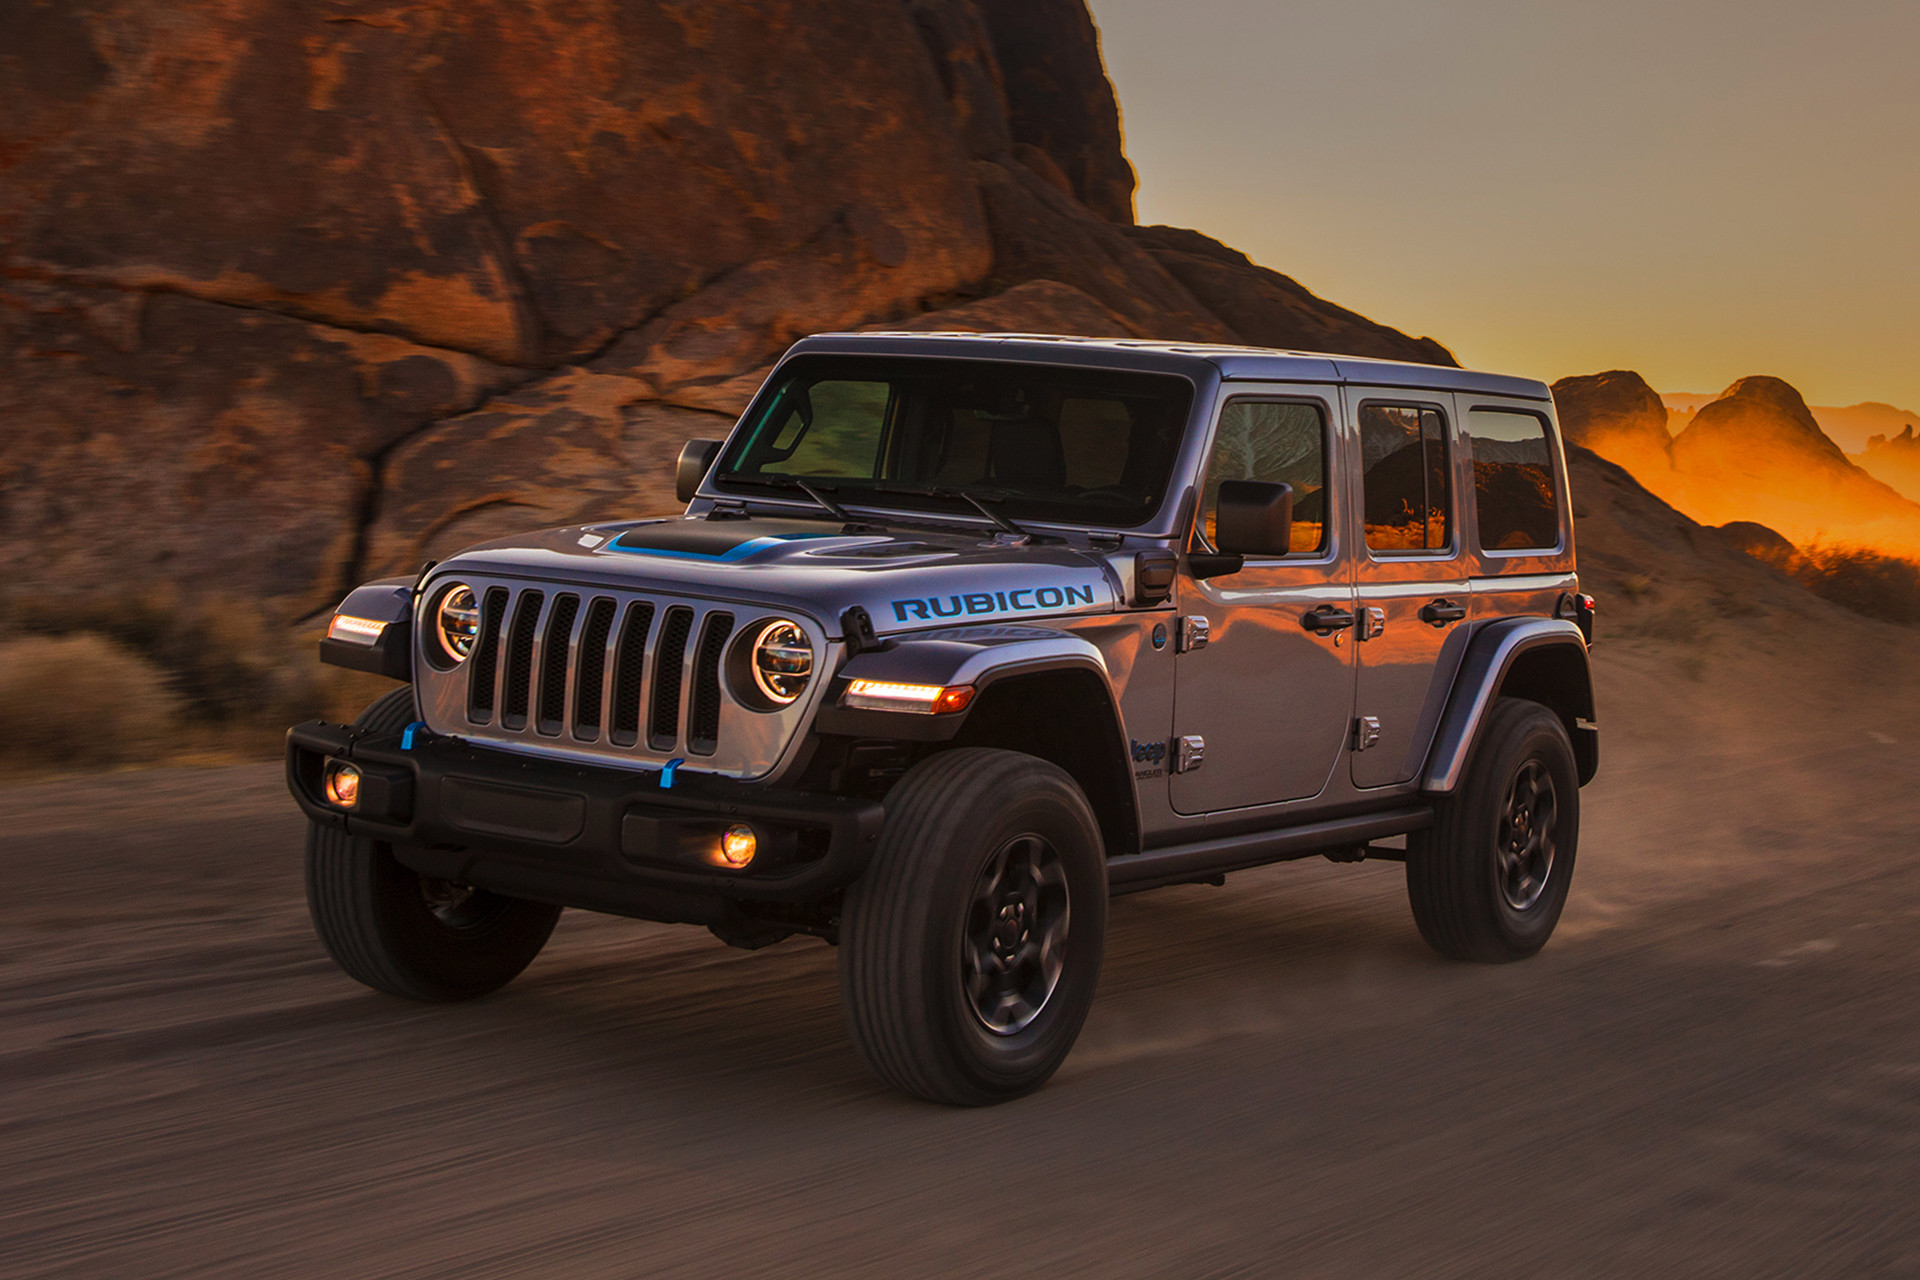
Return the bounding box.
[711,824,757,869]
[324,761,362,809]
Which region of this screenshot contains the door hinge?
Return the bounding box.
[1353,716,1382,751]
[1173,734,1206,773]
[1177,615,1210,653]
[1357,607,1386,641]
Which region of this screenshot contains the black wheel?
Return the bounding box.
[839,749,1107,1106]
[1407,696,1579,962]
[304,688,562,1001]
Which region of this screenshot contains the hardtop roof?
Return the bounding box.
[791,331,1552,403]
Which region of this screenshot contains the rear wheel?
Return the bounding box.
[304,688,562,1001]
[840,749,1107,1106]
[1407,697,1579,962]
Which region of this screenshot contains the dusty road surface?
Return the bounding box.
[4,627,1919,1278]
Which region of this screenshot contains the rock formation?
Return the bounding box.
[0,0,1455,666]
[1550,371,1673,476]
[1578,374,1920,554]
[1855,424,1920,504]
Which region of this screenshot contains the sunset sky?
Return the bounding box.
[1085,0,1920,411]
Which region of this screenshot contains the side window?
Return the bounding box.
[1199,400,1328,555]
[749,379,891,477]
[1467,409,1561,551]
[1360,404,1450,553]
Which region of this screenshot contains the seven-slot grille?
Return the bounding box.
[461,586,738,757]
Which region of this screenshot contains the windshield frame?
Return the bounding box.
[706,352,1205,534]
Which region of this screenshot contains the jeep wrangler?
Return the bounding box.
[289,333,1598,1106]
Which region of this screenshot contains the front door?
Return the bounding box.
[1171,388,1357,815]
[1346,391,1475,788]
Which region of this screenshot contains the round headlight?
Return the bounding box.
[750,619,813,705]
[435,584,479,664]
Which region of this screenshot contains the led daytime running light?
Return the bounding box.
[842,679,976,715]
[327,614,387,644]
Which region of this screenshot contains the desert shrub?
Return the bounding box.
[1789,545,1920,626]
[0,634,184,766]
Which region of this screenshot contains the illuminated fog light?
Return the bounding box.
[712,824,758,869]
[327,614,386,645]
[842,679,976,715]
[324,761,363,809]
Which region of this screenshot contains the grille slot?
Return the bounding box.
[688,612,734,756]
[649,606,695,750]
[536,594,580,737]
[609,601,655,746]
[467,587,510,723]
[499,591,544,731]
[572,598,617,741]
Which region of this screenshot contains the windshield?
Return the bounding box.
[712,356,1195,528]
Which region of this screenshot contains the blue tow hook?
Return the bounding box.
[659,757,686,789]
[401,721,427,750]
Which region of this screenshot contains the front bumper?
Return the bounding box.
[286,722,884,916]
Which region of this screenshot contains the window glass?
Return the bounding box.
[1360,404,1450,552]
[1468,410,1560,551]
[754,379,891,477]
[1199,401,1328,554]
[719,357,1193,527]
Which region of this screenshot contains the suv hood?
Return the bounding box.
[430,516,1125,637]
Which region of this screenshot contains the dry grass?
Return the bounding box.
[0,634,184,768]
[1787,545,1920,627]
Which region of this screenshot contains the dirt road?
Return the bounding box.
[4,629,1919,1278]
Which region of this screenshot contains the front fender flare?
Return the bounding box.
[813,625,1110,742]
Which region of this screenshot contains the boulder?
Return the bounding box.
[0,281,513,623]
[973,0,1137,222]
[0,0,993,366]
[1551,371,1673,468]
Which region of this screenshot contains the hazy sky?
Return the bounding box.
[1085,0,1920,409]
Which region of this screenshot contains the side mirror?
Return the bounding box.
[1215,480,1293,557]
[676,439,724,503]
[1191,481,1293,579]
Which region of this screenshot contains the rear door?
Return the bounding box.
[1346,390,1476,789]
[1171,386,1356,814]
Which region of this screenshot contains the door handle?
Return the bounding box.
[1301,604,1356,635]
[1419,598,1467,627]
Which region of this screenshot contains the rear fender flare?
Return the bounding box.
[1422,618,1596,792]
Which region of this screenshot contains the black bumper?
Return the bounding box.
[286,722,884,917]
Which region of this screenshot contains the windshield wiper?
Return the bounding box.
[868,484,1032,540]
[720,474,867,525]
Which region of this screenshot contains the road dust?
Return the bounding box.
[3,594,1919,1276]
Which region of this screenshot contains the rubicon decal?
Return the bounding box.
[890,584,1098,623]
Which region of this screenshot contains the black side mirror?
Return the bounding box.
[676,439,724,503]
[1215,480,1293,557]
[1191,481,1293,578]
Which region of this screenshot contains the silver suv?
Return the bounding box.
[290,333,1598,1105]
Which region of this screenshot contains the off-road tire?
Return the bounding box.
[1407,696,1579,962]
[304,687,562,1001]
[840,749,1107,1106]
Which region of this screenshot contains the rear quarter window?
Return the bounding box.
[1467,409,1561,552]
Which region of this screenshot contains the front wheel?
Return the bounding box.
[304,688,562,1001]
[1407,697,1579,962]
[839,749,1107,1106]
